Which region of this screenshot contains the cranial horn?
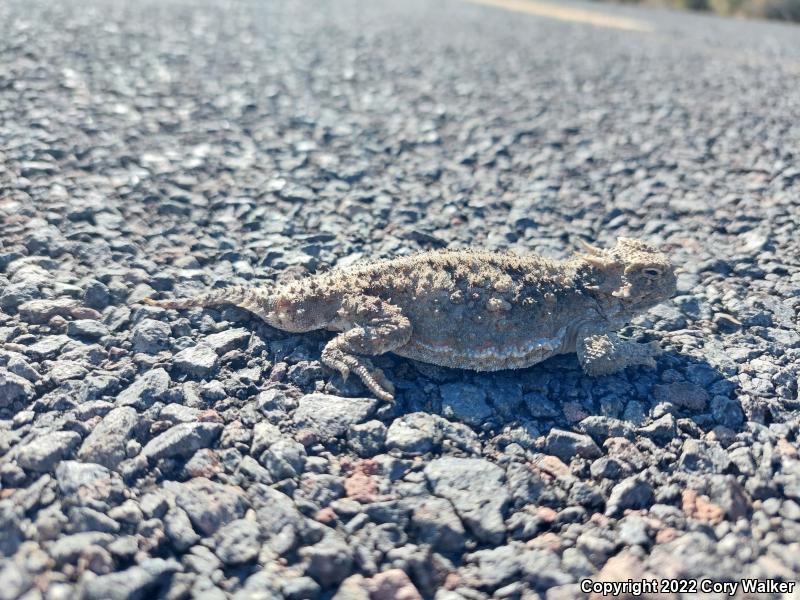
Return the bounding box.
[582,255,612,268]
[577,239,604,255]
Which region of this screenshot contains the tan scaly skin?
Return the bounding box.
[141,237,677,402]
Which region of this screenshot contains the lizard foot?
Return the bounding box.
[321,347,395,402]
[578,333,661,376]
[320,297,410,403]
[346,357,395,402]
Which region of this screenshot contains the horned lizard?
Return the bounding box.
[142,237,676,402]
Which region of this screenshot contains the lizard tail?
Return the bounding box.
[141,285,263,312]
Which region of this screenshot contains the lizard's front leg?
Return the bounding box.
[321,295,412,402]
[576,331,661,376]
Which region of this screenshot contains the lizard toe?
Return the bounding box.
[372,368,395,397]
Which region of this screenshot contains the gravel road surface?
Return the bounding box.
[1,0,799,598]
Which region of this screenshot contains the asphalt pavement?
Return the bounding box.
[1,0,799,598]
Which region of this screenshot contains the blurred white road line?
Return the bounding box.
[461,0,655,32]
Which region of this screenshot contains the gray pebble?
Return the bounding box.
[15,430,81,472]
[638,413,677,444]
[117,368,171,408]
[78,406,139,469]
[0,561,31,600]
[67,319,109,340]
[107,500,143,525]
[385,413,437,455]
[295,473,345,510]
[55,461,126,511]
[172,344,219,378]
[622,400,648,426]
[292,393,378,440]
[142,422,222,462]
[160,403,201,423]
[710,395,744,429]
[24,335,72,360]
[202,328,250,354]
[282,576,322,600]
[83,280,111,310]
[17,298,77,324]
[424,456,509,544]
[6,355,39,383]
[260,438,306,480]
[131,318,172,353]
[617,516,651,547]
[678,439,731,473]
[347,419,387,457]
[0,368,36,407]
[163,507,199,552]
[440,382,492,427]
[48,532,114,565]
[652,382,709,411]
[605,477,654,517]
[68,506,121,534]
[523,392,561,419]
[166,477,248,536]
[706,475,751,520]
[214,518,261,565]
[579,416,635,442]
[546,429,602,462]
[139,491,169,519]
[408,496,467,553]
[81,558,180,600]
[300,533,353,588]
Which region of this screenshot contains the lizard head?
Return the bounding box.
[578,237,677,313]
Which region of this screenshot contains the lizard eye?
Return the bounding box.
[642,267,662,278]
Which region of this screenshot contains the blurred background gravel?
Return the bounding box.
[1,0,799,598]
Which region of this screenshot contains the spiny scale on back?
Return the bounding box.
[141,238,677,402]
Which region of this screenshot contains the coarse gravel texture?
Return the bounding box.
[1,0,800,598]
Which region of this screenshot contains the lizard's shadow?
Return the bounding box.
[378,348,750,443]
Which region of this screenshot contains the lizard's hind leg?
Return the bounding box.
[321,295,412,402]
